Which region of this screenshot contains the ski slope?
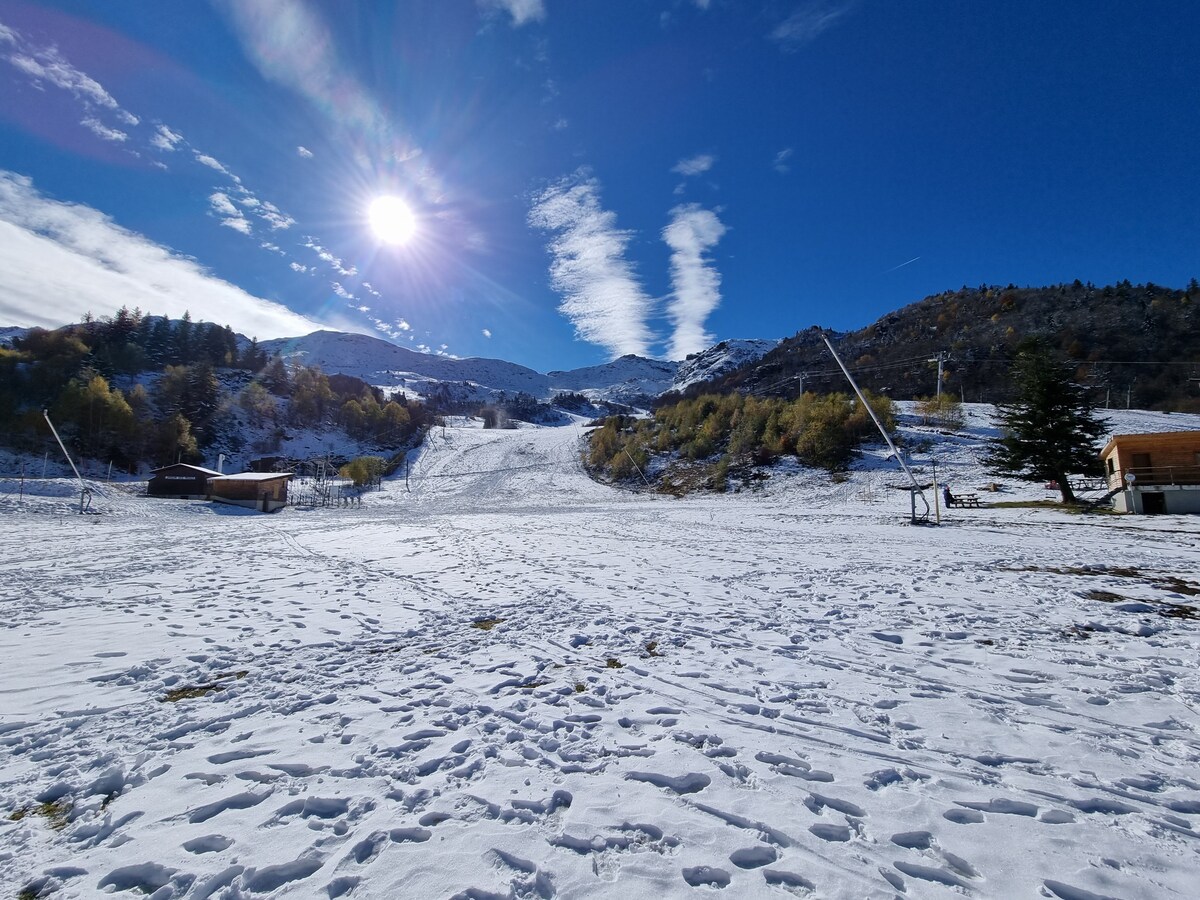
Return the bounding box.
[2,411,1199,899]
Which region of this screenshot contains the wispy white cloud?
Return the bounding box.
[219,216,252,235]
[209,192,251,234]
[773,147,794,174]
[482,328,492,338]
[672,153,716,177]
[290,261,308,273]
[771,1,854,50]
[0,170,330,339]
[3,41,137,125]
[296,145,313,158]
[303,237,356,277]
[478,0,546,27]
[529,170,654,359]
[81,116,128,143]
[2,18,317,276]
[150,124,183,151]
[215,0,421,164]
[663,203,727,359]
[195,152,237,179]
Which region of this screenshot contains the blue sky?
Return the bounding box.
[1,1,1197,372]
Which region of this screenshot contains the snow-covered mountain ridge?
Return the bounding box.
[260,330,777,404]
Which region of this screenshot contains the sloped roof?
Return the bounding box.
[150,463,221,476]
[1101,430,1200,457]
[208,472,292,482]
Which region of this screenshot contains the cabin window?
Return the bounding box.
[1131,452,1151,470]
[1106,458,1115,474]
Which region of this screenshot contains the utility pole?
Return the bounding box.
[928,352,949,401]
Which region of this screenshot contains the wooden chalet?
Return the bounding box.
[1101,431,1200,514]
[207,472,292,513]
[147,463,221,499]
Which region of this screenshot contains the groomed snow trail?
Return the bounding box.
[2,419,1199,899]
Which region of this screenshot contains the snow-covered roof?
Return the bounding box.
[150,463,221,476]
[207,472,292,482]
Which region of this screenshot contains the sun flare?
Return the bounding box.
[368,195,416,245]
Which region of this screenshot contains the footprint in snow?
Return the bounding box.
[625,771,711,795]
[729,845,778,869]
[682,865,731,888]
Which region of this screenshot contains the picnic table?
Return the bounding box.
[947,493,982,508]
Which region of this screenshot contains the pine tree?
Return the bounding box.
[985,340,1107,503]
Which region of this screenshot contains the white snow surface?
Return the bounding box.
[3,405,1200,899]
[0,325,28,347]
[671,340,780,393]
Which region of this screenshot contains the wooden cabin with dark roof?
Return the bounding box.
[147,463,221,499]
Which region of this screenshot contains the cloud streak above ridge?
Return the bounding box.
[529,171,654,359]
[663,203,727,360]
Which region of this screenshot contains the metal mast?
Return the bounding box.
[821,334,930,522]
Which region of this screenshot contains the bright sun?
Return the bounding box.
[368,195,416,245]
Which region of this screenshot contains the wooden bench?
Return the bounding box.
[946,493,982,508]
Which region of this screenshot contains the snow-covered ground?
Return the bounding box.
[2,407,1199,898]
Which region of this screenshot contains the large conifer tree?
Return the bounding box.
[986,341,1107,503]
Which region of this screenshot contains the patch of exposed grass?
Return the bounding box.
[518,681,550,690]
[10,799,72,831]
[471,617,505,631]
[643,640,662,658]
[574,683,586,693]
[1085,589,1127,604]
[605,657,623,669]
[1016,566,1200,613]
[987,499,1117,515]
[161,683,225,703]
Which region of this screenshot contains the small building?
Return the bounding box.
[207,472,292,512]
[148,463,221,499]
[1100,431,1200,514]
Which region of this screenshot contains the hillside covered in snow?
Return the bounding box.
[261,331,777,405]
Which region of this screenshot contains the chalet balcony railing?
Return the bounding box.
[1107,465,1200,490]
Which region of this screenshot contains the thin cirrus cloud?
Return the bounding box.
[663,203,727,360]
[1,24,139,130]
[214,0,423,168]
[478,0,546,27]
[209,192,251,233]
[0,17,325,268]
[529,170,654,359]
[773,147,794,173]
[0,169,339,339]
[151,124,184,151]
[770,1,855,50]
[672,154,716,177]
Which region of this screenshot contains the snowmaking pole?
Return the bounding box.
[820,334,931,524]
[43,409,89,514]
